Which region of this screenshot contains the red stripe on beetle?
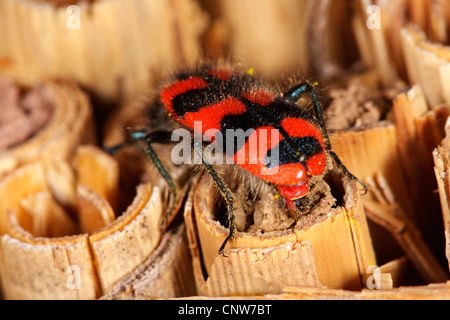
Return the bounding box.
[242,89,275,106]
[208,69,233,81]
[263,163,308,185]
[280,117,326,176]
[280,118,324,143]
[160,77,208,115]
[306,153,327,176]
[233,126,282,173]
[180,97,247,139]
[233,127,309,186]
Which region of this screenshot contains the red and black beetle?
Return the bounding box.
[111,63,367,254]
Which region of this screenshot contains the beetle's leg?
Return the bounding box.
[285,83,368,194]
[142,131,182,231]
[106,130,181,231]
[328,150,368,193]
[194,145,236,255]
[104,130,172,155]
[105,144,124,155]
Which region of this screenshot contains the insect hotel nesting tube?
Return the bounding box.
[185,169,375,296]
[0,74,195,299]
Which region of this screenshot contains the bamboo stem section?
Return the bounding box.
[0,161,104,299]
[184,170,376,297]
[393,86,447,257]
[203,0,358,81]
[353,0,450,95]
[433,117,450,272]
[0,0,208,102]
[0,76,95,180]
[100,223,196,299]
[363,174,448,284]
[0,145,194,299]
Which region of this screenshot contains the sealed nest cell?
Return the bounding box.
[0,74,95,180]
